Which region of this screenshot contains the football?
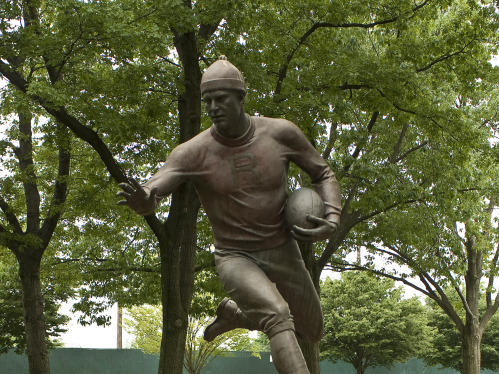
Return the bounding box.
[285,187,325,229]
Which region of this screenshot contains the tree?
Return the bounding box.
[329,126,499,374]
[327,109,499,374]
[0,1,219,373]
[0,98,71,374]
[221,1,499,372]
[1,1,498,374]
[320,272,430,374]
[124,305,258,374]
[423,293,499,373]
[0,250,69,355]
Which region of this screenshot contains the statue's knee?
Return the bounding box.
[261,303,294,337]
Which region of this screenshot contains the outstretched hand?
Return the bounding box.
[116,177,158,216]
[290,215,338,243]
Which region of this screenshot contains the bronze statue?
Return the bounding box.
[117,56,341,374]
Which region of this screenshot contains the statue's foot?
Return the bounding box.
[203,297,239,342]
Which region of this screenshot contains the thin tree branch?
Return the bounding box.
[358,199,418,222]
[327,260,432,297]
[389,123,409,163]
[274,0,431,96]
[342,111,379,175]
[0,140,21,159]
[40,124,71,248]
[156,55,180,67]
[18,111,40,235]
[0,196,23,234]
[416,34,478,73]
[322,122,338,160]
[486,246,499,308]
[395,141,428,162]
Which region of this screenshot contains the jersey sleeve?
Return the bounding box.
[143,144,193,200]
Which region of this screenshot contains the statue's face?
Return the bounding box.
[203,89,244,138]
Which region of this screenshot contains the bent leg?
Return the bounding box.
[262,240,324,344]
[215,250,294,337]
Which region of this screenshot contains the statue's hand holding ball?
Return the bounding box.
[286,187,338,242]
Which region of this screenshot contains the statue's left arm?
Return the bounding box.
[278,120,341,242]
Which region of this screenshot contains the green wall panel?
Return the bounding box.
[0,349,498,374]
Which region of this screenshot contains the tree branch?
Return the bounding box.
[358,199,417,222]
[416,34,478,73]
[198,22,220,41]
[0,140,21,160]
[341,111,379,175]
[395,141,428,162]
[486,246,499,308]
[273,0,433,97]
[0,196,22,235]
[40,124,71,248]
[18,111,41,234]
[322,122,338,160]
[326,260,432,297]
[0,57,167,244]
[480,292,499,335]
[389,123,409,163]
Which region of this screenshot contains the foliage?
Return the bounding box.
[0,249,70,355]
[0,1,499,374]
[423,294,499,373]
[320,272,430,374]
[124,304,259,374]
[251,332,271,353]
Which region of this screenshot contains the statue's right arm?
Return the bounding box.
[116,146,190,215]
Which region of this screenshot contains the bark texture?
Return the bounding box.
[462,237,482,374]
[157,27,202,374]
[298,242,321,374]
[19,256,50,374]
[3,112,71,374]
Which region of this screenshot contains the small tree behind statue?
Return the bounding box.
[124,305,259,374]
[320,272,430,374]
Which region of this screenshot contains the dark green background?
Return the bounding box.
[1,349,497,374]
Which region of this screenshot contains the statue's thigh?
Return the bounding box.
[264,241,324,343]
[215,252,293,334]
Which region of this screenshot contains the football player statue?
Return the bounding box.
[117,56,341,374]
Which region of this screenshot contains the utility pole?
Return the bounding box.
[117,304,123,349]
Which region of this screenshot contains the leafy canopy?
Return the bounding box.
[320,271,430,374]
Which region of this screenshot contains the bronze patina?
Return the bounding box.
[117,56,341,374]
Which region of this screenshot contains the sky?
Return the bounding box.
[59,302,133,349]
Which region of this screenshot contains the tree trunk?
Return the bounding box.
[18,254,50,374]
[298,242,321,374]
[158,182,199,374]
[462,237,483,374]
[462,324,481,374]
[157,28,202,374]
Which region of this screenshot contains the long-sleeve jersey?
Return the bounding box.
[145,115,341,251]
